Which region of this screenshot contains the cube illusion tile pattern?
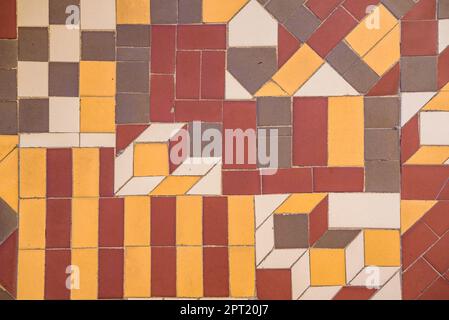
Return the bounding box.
[0,0,448,300]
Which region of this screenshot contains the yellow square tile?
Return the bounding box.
[150,176,200,196]
[134,143,169,176]
[80,61,116,97]
[117,0,150,24]
[364,230,401,266]
[310,248,346,286]
[80,97,115,133]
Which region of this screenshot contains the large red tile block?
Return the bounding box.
[151,247,176,297]
[342,0,381,20]
[177,25,226,50]
[222,170,261,195]
[151,25,176,74]
[422,201,449,236]
[262,168,313,194]
[401,20,437,56]
[278,24,301,68]
[151,197,176,246]
[256,269,292,300]
[402,258,439,300]
[402,221,438,270]
[438,47,449,89]
[176,51,201,99]
[403,0,436,20]
[313,167,364,192]
[0,0,16,39]
[402,166,449,200]
[44,250,71,300]
[100,148,115,197]
[175,100,222,122]
[98,248,124,299]
[203,247,229,297]
[0,231,18,297]
[424,232,449,274]
[307,7,357,57]
[47,149,73,198]
[201,51,225,99]
[150,74,175,122]
[99,198,124,248]
[401,114,420,164]
[419,277,449,300]
[333,287,377,300]
[46,199,71,249]
[203,197,228,246]
[306,0,344,20]
[293,97,328,166]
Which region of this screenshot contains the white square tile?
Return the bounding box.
[17,0,49,27]
[49,26,80,62]
[49,97,80,133]
[81,0,116,30]
[18,62,49,97]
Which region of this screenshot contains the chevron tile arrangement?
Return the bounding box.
[0,0,448,300]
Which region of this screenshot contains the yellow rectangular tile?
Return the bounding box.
[19,199,46,249]
[310,248,346,286]
[364,230,401,266]
[150,176,200,196]
[328,96,364,167]
[124,247,151,298]
[229,247,255,298]
[80,61,116,97]
[275,193,327,214]
[80,97,115,133]
[17,249,45,300]
[19,148,46,198]
[176,196,202,246]
[177,247,203,298]
[117,0,150,24]
[72,198,98,248]
[228,196,255,246]
[134,143,169,177]
[272,44,324,95]
[73,148,99,197]
[203,0,249,23]
[71,248,98,300]
[125,196,151,246]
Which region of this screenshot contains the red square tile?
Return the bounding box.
[151,197,176,246]
[278,24,301,68]
[309,197,328,246]
[438,47,449,90]
[401,21,438,56]
[0,0,16,39]
[256,269,292,300]
[44,250,71,300]
[46,199,71,249]
[424,232,449,274]
[402,221,438,269]
[422,201,449,236]
[151,247,176,297]
[98,248,124,299]
[403,258,439,300]
[403,0,436,20]
[99,198,124,248]
[402,166,449,200]
[419,277,449,300]
[203,247,229,297]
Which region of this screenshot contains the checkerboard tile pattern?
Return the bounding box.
[0,0,448,300]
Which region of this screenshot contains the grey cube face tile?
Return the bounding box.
[82,31,116,61]
[117,62,149,93]
[274,214,309,249]
[365,129,400,161]
[284,5,320,42]
[50,0,80,24]
[365,160,400,193]
[257,97,291,126]
[178,0,202,23]
[0,40,18,69]
[116,93,150,124]
[401,56,437,92]
[0,102,18,135]
[19,98,49,133]
[117,47,150,62]
[49,62,79,97]
[18,28,49,62]
[326,42,359,75]
[314,230,361,249]
[258,134,292,168]
[151,0,178,24]
[257,0,270,5]
[116,25,151,47]
[381,0,416,18]
[439,0,449,19]
[0,70,17,101]
[188,122,223,157]
[265,0,306,23]
[343,59,380,94]
[364,97,400,129]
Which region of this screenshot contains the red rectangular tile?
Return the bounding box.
[175,100,223,122]
[256,269,292,300]
[313,167,364,192]
[44,250,71,300]
[307,7,358,58]
[0,231,18,298]
[401,20,437,56]
[342,0,380,20]
[262,168,313,194]
[293,97,328,166]
[47,149,72,198]
[203,247,229,297]
[222,170,261,195]
[99,198,124,248]
[309,196,328,246]
[151,25,176,74]
[438,47,449,90]
[203,197,228,246]
[151,247,176,297]
[46,199,71,249]
[177,25,226,50]
[402,166,449,200]
[176,50,201,99]
[201,51,225,99]
[306,0,344,20]
[100,148,114,197]
[150,74,175,122]
[403,258,439,300]
[151,197,176,246]
[0,0,16,39]
[402,221,438,269]
[98,248,124,299]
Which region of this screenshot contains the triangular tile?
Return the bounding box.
[401,92,435,126]
[367,63,400,96]
[225,71,253,100]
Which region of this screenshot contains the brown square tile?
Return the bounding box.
[50,0,80,24]
[0,101,17,135]
[151,0,178,24]
[365,129,400,161]
[116,93,150,124]
[116,25,151,47]
[365,160,400,192]
[265,0,305,23]
[401,56,437,92]
[49,62,79,97]
[116,62,149,93]
[116,47,150,62]
[19,98,49,133]
[0,40,17,69]
[18,27,49,62]
[440,0,449,18]
[274,214,309,248]
[258,133,292,168]
[81,31,115,61]
[257,97,292,126]
[401,20,437,56]
[326,41,359,75]
[364,97,400,128]
[178,0,202,23]
[284,5,321,42]
[0,70,16,100]
[343,59,380,94]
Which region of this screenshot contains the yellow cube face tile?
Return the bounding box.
[72,198,99,248]
[17,249,45,300]
[255,80,289,97]
[310,248,346,286]
[229,247,255,298]
[80,97,115,133]
[124,196,151,246]
[203,0,249,23]
[19,148,46,199]
[401,200,437,235]
[80,61,116,97]
[177,247,203,298]
[19,199,46,249]
[275,193,327,214]
[176,196,202,246]
[406,146,449,165]
[0,135,18,162]
[364,230,401,266]
[73,148,100,197]
[117,0,150,24]
[228,196,255,246]
[0,148,18,211]
[423,92,449,111]
[71,248,98,300]
[150,176,200,196]
[134,143,169,177]
[124,247,151,298]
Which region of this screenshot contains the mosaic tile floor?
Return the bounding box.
[0,0,448,300]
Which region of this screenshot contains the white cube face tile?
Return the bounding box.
[17,0,49,27]
[49,97,80,133]
[80,0,116,30]
[49,26,80,62]
[18,62,49,97]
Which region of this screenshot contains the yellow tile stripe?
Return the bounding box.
[177,247,203,298]
[71,248,98,300]
[17,249,45,300]
[72,198,99,248]
[124,247,151,298]
[19,148,46,199]
[228,196,255,246]
[229,247,255,298]
[19,199,46,249]
[73,148,100,197]
[125,196,151,246]
[176,196,202,246]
